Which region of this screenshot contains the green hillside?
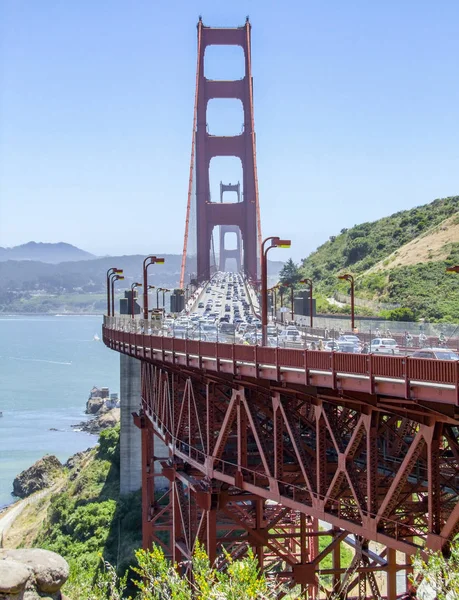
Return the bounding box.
[300,196,459,322]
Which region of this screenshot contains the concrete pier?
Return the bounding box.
[120,353,142,494]
[118,290,170,494]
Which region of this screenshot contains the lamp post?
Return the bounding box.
[268,286,277,319]
[162,288,171,312]
[261,236,291,345]
[279,287,284,324]
[106,268,123,316]
[148,285,156,319]
[156,287,164,309]
[300,278,314,328]
[290,285,295,323]
[130,282,142,319]
[142,256,165,319]
[338,273,355,332]
[110,274,124,316]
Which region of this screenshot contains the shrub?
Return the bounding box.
[98,424,120,465]
[382,307,417,322]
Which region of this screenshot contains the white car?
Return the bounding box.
[370,338,400,354]
[278,329,302,345]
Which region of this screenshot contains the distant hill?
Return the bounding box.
[0,242,95,263]
[0,249,284,313]
[0,253,283,291]
[300,196,459,321]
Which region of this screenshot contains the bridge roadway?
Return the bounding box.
[104,319,459,408]
[103,273,459,596]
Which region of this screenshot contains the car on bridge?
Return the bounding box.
[219,322,236,336]
[324,339,343,352]
[337,335,362,352]
[267,325,278,338]
[278,329,303,347]
[411,348,459,360]
[369,338,400,354]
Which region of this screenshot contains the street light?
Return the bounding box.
[338,273,355,332]
[106,268,123,316]
[130,282,142,318]
[299,278,314,328]
[142,256,165,319]
[148,285,156,318]
[268,286,278,320]
[279,286,285,324]
[156,287,164,309]
[162,288,171,312]
[110,273,124,316]
[261,237,291,345]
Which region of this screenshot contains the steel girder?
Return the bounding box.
[135,360,459,598]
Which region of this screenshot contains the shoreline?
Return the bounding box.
[0,418,99,511]
[1,316,119,514]
[1,429,99,512]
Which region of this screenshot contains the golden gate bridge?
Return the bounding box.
[102,18,459,599]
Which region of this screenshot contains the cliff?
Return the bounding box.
[12,456,64,499]
[1,426,141,598]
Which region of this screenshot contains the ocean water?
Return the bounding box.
[0,315,119,508]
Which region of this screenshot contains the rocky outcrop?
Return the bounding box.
[73,407,120,434]
[0,548,69,599]
[98,408,120,430]
[65,450,91,481]
[86,396,105,415]
[12,456,63,499]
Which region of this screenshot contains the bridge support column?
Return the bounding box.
[120,354,142,494]
[387,548,398,599]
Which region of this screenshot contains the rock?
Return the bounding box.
[65,450,91,480]
[64,450,89,470]
[0,558,31,593]
[73,407,120,434]
[98,408,120,430]
[86,396,104,415]
[0,549,69,593]
[12,456,63,499]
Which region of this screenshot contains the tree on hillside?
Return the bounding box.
[279,258,302,286]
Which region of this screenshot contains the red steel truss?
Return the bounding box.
[103,322,459,598]
[181,18,262,285]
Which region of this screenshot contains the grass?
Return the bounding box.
[299,196,459,321]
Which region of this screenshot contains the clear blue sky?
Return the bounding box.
[1,0,458,263]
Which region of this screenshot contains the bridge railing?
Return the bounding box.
[103,316,459,399]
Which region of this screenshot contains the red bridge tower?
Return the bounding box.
[180,18,262,286]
